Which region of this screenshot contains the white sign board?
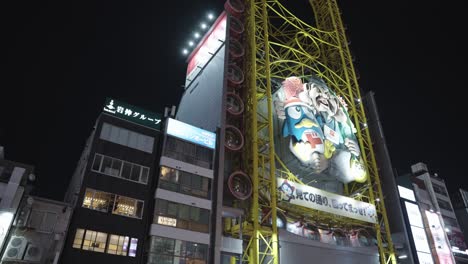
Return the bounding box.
[277,179,377,223]
[157,216,177,227]
[398,185,416,202]
[405,201,424,228]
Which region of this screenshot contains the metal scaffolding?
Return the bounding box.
[236,0,397,263]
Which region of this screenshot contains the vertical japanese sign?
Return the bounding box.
[426,210,454,264]
[277,179,376,223]
[103,98,162,130]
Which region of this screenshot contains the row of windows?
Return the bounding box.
[92,153,149,185]
[147,236,207,264]
[100,122,154,153]
[164,136,213,169]
[154,199,210,233]
[73,228,138,257]
[83,188,144,219]
[159,166,211,199]
[437,198,453,212]
[432,183,448,196]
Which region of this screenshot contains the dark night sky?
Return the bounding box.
[1,0,466,201]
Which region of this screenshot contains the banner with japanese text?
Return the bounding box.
[277,179,377,223]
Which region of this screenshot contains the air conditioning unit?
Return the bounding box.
[2,236,27,260]
[23,243,43,262]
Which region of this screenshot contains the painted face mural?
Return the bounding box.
[278,76,367,183]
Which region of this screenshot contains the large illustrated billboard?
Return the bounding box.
[274,76,367,185]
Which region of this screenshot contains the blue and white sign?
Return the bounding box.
[166,118,216,149]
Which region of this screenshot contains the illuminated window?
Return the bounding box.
[91,153,150,185]
[113,195,144,219]
[82,188,113,212]
[73,228,137,258]
[82,230,108,253]
[107,235,129,256]
[129,238,138,257]
[73,229,85,248]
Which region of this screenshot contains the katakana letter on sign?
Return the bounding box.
[117,106,124,113]
[139,114,146,120]
[124,109,132,116]
[132,112,140,117]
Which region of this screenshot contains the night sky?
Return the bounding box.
[1,0,466,201]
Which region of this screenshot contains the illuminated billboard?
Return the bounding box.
[278,179,376,223]
[403,201,433,263]
[273,77,367,185]
[185,12,227,88]
[103,98,162,130]
[426,210,454,264]
[166,118,216,149]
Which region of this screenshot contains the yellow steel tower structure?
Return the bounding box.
[235,0,397,263]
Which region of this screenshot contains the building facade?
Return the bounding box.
[0,147,35,262]
[61,98,162,264]
[452,189,468,256]
[408,163,468,263]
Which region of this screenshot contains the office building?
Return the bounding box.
[61,98,162,264]
[452,189,468,256]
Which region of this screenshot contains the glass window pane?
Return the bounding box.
[111,159,122,177]
[128,131,138,149]
[82,189,94,209]
[73,229,85,248]
[200,209,210,225]
[131,165,141,182]
[101,156,112,174]
[136,201,144,218]
[121,236,129,256]
[167,202,178,216]
[140,167,149,184]
[145,136,154,153]
[156,199,167,215]
[137,134,147,152]
[94,232,108,252]
[100,123,111,140]
[118,128,129,146]
[190,207,200,221]
[82,230,96,250]
[92,191,111,212]
[107,234,119,254]
[154,237,174,255]
[122,162,132,180]
[178,204,190,220]
[110,125,120,143]
[113,196,136,217]
[92,154,102,171]
[129,238,138,257]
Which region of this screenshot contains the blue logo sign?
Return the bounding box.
[166,118,216,149]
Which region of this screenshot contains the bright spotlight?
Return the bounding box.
[201,23,207,29]
[182,49,189,55]
[188,41,194,47]
[207,13,214,20]
[194,32,200,38]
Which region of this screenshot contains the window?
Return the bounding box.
[159,166,211,199]
[82,188,144,219]
[73,228,138,257]
[82,230,108,252]
[100,122,154,153]
[82,189,114,212]
[433,184,448,196]
[107,235,129,256]
[113,195,144,218]
[73,229,85,248]
[164,136,213,169]
[91,153,150,185]
[437,198,453,211]
[154,199,209,233]
[129,238,138,257]
[148,236,207,264]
